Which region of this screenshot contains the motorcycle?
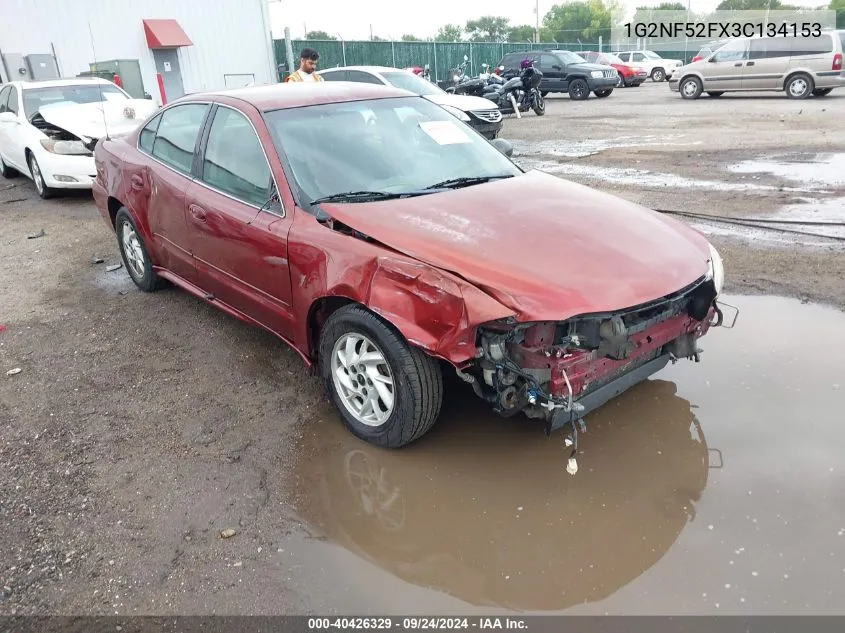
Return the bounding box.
[443,55,470,92]
[482,58,545,118]
[449,62,497,97]
[406,65,432,82]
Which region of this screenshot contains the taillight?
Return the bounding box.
[691,55,701,63]
[834,53,843,71]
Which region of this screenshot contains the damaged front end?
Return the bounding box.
[460,277,733,474]
[31,112,98,157]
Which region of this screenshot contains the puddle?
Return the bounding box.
[515,159,827,194]
[691,198,845,248]
[90,266,135,294]
[287,295,845,614]
[729,153,845,188]
[510,137,700,159]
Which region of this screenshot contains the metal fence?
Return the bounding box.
[273,39,700,83]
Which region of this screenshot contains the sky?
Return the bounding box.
[266,0,830,41]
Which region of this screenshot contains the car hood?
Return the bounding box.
[423,92,499,111]
[35,99,159,140]
[321,170,712,322]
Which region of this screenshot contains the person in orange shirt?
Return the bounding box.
[284,48,325,83]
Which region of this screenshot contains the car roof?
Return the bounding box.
[176,82,415,111]
[12,77,119,90]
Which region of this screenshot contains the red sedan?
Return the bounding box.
[92,82,730,461]
[581,51,648,87]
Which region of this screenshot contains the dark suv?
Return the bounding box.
[498,50,618,99]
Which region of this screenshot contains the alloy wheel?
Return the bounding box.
[331,333,395,427]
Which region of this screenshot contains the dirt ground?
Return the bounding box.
[1,82,844,617]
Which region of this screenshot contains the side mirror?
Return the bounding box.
[553,64,562,70]
[490,138,513,157]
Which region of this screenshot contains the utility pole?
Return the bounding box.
[370,24,374,41]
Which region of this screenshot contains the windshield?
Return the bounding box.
[380,71,444,96]
[23,83,128,118]
[601,53,624,64]
[264,96,521,206]
[643,51,662,59]
[557,51,587,64]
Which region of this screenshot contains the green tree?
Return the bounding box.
[831,0,845,27]
[435,24,464,41]
[401,34,422,41]
[305,30,336,40]
[543,0,620,44]
[465,16,511,42]
[715,0,781,9]
[508,24,537,42]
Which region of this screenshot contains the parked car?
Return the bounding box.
[318,66,503,139]
[91,82,730,458]
[0,78,157,199]
[614,50,683,82]
[581,51,648,87]
[669,32,845,100]
[497,50,617,99]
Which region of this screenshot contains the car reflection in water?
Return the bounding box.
[291,377,719,611]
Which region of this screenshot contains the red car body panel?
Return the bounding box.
[93,83,716,399]
[321,170,710,323]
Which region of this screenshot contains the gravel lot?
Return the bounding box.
[1,81,844,616]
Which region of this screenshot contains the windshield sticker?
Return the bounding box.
[419,120,472,145]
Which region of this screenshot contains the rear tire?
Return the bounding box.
[0,154,18,179]
[533,92,546,115]
[785,73,813,99]
[707,91,724,98]
[568,78,590,100]
[594,88,613,98]
[680,76,703,100]
[319,305,443,449]
[115,208,164,292]
[651,68,666,82]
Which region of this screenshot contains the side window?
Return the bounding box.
[138,113,162,154]
[319,70,347,81]
[790,34,832,56]
[632,53,646,62]
[151,103,209,174]
[540,53,560,70]
[7,87,19,114]
[345,70,384,84]
[200,107,274,207]
[712,40,748,62]
[0,86,9,113]
[617,52,630,62]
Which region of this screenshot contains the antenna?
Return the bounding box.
[88,20,110,141]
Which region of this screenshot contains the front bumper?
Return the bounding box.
[37,150,96,189]
[470,120,504,139]
[588,76,618,90]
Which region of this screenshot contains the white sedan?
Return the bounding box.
[0,78,157,199]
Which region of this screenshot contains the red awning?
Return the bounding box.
[143,19,193,49]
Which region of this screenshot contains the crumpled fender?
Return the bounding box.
[365,257,515,365]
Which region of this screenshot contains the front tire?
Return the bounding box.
[594,88,613,98]
[532,92,545,115]
[568,78,590,100]
[319,305,443,449]
[115,208,163,292]
[785,73,813,99]
[680,76,703,100]
[27,153,56,199]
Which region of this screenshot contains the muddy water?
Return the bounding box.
[285,295,845,615]
[729,153,845,188]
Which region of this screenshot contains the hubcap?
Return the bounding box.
[331,333,395,427]
[30,159,43,194]
[683,80,697,96]
[790,79,807,96]
[121,221,146,279]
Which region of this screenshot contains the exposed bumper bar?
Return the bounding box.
[547,353,671,434]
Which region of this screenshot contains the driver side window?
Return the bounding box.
[540,53,560,70]
[713,41,748,62]
[632,53,646,61]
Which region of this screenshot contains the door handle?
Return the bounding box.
[130,174,145,189]
[734,62,743,67]
[746,61,755,66]
[189,204,207,222]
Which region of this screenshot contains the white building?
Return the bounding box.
[0,0,278,104]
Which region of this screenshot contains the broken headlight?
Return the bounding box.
[39,139,91,156]
[705,242,724,295]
